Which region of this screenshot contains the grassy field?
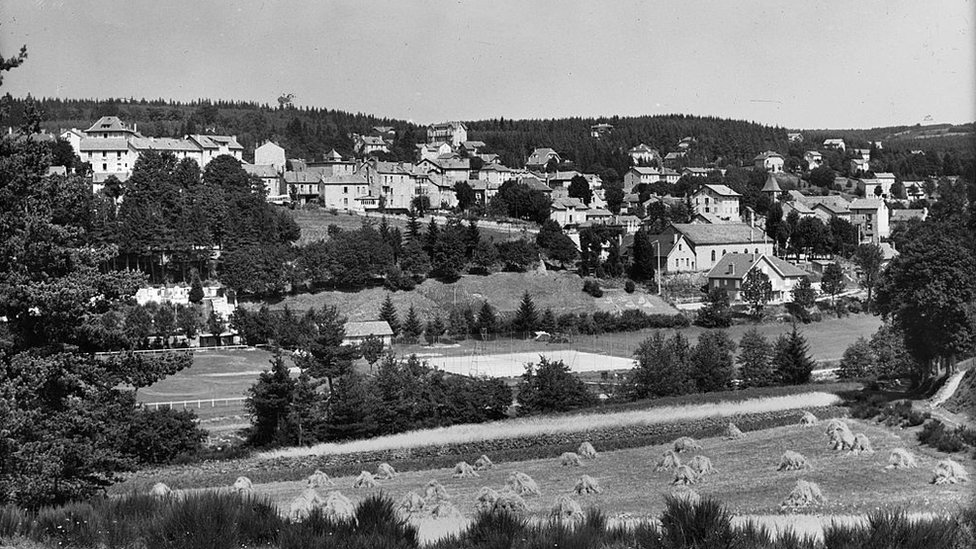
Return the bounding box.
[290,209,522,245]
[206,419,972,540]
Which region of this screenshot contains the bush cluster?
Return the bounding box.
[582,279,603,297]
[917,419,976,454]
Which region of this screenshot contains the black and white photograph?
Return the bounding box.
[1,1,974,547]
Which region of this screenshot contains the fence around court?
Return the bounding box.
[141,396,246,411]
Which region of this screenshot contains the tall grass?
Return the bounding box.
[2,492,972,549]
[259,392,842,459]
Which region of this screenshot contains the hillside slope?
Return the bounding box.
[943,368,976,420]
[252,271,678,322]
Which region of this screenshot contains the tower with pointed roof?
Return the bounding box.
[762,173,782,199]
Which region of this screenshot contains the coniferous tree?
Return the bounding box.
[378,294,400,336]
[512,291,538,335]
[538,308,557,333]
[425,315,446,345]
[690,330,737,392]
[188,268,204,303]
[477,301,497,337]
[820,262,845,308]
[772,324,816,385]
[405,209,422,242]
[737,328,774,388]
[245,348,297,447]
[471,239,499,274]
[402,304,424,342]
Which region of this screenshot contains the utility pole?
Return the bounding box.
[652,239,662,296]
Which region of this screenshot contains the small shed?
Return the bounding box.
[343,320,394,347]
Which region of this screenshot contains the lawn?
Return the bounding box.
[202,419,972,541]
[290,208,519,245]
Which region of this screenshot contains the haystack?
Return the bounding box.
[671,465,699,485]
[726,422,744,440]
[506,471,542,497]
[429,501,462,519]
[288,488,325,520]
[799,411,819,426]
[232,476,253,494]
[578,441,598,459]
[322,491,355,520]
[850,433,874,454]
[781,480,826,509]
[824,418,848,437]
[475,454,494,470]
[453,461,479,478]
[424,479,451,502]
[673,436,703,453]
[932,459,969,485]
[549,495,584,524]
[560,452,582,467]
[475,487,500,511]
[306,470,334,488]
[398,491,426,514]
[574,475,602,495]
[886,448,918,469]
[376,462,398,480]
[493,490,529,514]
[655,450,682,472]
[829,427,856,451]
[149,482,172,499]
[688,455,716,476]
[353,471,377,489]
[778,450,810,471]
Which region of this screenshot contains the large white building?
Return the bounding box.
[69,116,244,183]
[427,122,468,148]
[691,184,741,222]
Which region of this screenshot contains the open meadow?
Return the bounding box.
[289,208,524,245]
[178,417,973,544]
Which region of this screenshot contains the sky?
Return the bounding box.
[2,0,974,129]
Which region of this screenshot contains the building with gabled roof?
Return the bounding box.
[754,151,785,172]
[320,173,371,211]
[823,138,846,151]
[804,150,823,170]
[550,196,589,226]
[692,184,741,222]
[86,116,140,139]
[427,121,467,148]
[526,147,561,170]
[761,172,783,198]
[354,134,389,156]
[628,143,660,165]
[254,141,286,173]
[639,223,773,273]
[849,198,889,243]
[343,320,394,346]
[707,253,809,303]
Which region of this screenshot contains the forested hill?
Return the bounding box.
[6,97,972,179]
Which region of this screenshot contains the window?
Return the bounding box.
[102,163,107,171]
[722,249,726,256]
[102,151,107,158]
[711,250,716,261]
[343,186,348,194]
[755,248,759,254]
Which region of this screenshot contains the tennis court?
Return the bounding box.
[423,349,634,378]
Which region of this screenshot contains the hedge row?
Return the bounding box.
[128,405,846,492]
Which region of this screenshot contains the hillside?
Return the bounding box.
[250,271,678,322]
[943,368,976,420]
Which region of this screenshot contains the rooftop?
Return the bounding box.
[673,223,769,245]
[344,320,394,338]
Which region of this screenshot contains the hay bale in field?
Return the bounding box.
[560,452,582,467]
[886,448,918,469]
[493,490,529,515]
[799,411,819,426]
[424,479,451,502]
[829,427,856,451]
[506,471,542,497]
[353,471,377,489]
[851,433,874,454]
[726,422,744,440]
[376,463,398,480]
[574,475,602,495]
[671,465,699,485]
[453,461,479,478]
[778,450,810,471]
[429,501,462,519]
[655,450,682,472]
[149,482,172,499]
[824,418,848,436]
[932,459,969,485]
[578,441,598,459]
[398,491,426,514]
[475,487,500,511]
[673,436,703,453]
[474,454,494,470]
[323,491,355,520]
[688,455,716,476]
[232,476,253,494]
[306,470,334,488]
[289,488,325,520]
[781,480,826,510]
[549,495,584,524]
